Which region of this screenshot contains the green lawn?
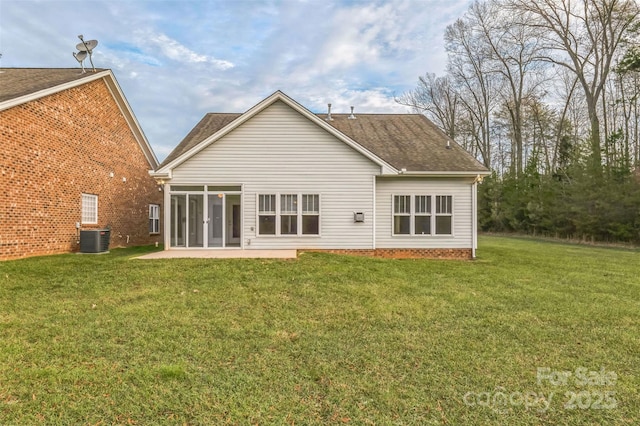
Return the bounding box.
[1,236,638,425]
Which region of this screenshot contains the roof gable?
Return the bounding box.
[155,90,489,176]
[155,91,396,174]
[0,68,159,169]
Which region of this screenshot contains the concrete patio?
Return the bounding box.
[136,249,298,259]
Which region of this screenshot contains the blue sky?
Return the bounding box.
[1,0,471,161]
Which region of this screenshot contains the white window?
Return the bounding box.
[81,193,98,224]
[302,194,320,235]
[149,204,160,234]
[393,195,411,235]
[280,194,298,235]
[435,195,453,235]
[414,195,432,235]
[257,193,320,236]
[258,194,276,235]
[393,194,453,236]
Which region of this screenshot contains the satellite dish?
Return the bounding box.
[72,35,98,73]
[73,51,87,62]
[76,40,98,52]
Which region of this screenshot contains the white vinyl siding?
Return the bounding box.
[81,193,98,224]
[377,177,474,249]
[171,101,379,249]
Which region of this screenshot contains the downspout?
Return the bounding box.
[472,180,478,259]
[372,175,376,250]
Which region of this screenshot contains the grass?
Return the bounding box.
[0,236,639,425]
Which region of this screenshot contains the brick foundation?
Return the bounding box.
[1,77,162,260]
[298,248,473,259]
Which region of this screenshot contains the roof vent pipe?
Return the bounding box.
[348,106,356,120]
[326,103,333,121]
[446,140,452,149]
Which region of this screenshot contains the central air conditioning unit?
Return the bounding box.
[79,229,111,253]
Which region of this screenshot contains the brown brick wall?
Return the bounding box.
[298,248,473,259]
[0,78,163,260]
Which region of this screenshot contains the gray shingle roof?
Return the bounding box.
[0,68,107,103]
[159,109,488,173]
[323,113,487,172]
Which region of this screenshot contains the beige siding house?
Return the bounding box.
[151,91,489,259]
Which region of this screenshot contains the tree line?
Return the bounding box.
[399,0,640,243]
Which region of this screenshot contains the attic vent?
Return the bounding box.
[348,106,356,120]
[326,103,333,121]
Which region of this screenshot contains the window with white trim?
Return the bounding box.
[149,204,160,234]
[258,194,276,235]
[257,193,320,236]
[302,194,320,235]
[393,194,453,236]
[81,193,98,224]
[435,195,453,235]
[393,195,411,235]
[414,195,432,235]
[280,194,298,235]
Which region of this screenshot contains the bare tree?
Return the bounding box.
[395,73,459,139]
[470,0,548,176]
[508,0,640,171]
[445,14,499,168]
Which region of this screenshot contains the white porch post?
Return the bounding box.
[163,183,170,250]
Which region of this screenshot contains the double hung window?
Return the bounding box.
[393,194,452,236]
[149,204,160,234]
[258,193,320,236]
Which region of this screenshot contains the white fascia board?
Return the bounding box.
[155,90,399,175]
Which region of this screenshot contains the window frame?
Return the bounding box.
[258,194,277,235]
[393,195,411,235]
[149,204,160,234]
[301,194,320,235]
[256,193,321,237]
[435,195,453,235]
[414,195,432,235]
[81,193,98,225]
[391,194,454,237]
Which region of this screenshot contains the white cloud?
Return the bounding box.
[1,0,473,161]
[136,30,234,70]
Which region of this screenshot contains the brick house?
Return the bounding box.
[0,68,162,260]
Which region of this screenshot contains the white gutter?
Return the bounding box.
[390,170,491,177]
